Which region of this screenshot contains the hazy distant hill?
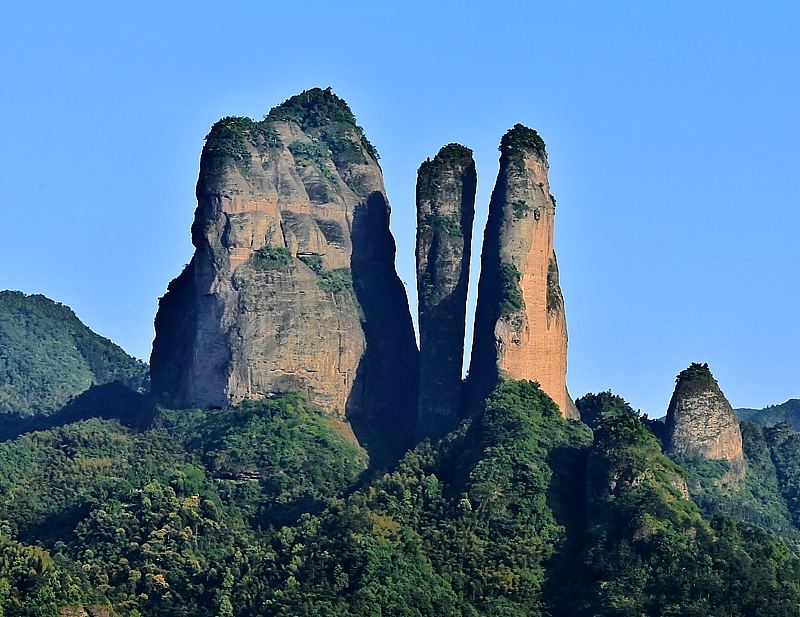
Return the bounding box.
[737,399,800,430]
[0,290,148,416]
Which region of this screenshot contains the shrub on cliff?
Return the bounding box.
[498,261,524,318]
[254,245,292,269]
[267,87,378,159]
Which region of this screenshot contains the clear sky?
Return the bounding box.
[1,1,797,416]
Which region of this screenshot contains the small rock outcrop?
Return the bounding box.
[665,362,745,477]
[415,144,476,439]
[467,125,577,418]
[150,88,418,447]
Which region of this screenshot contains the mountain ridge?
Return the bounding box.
[0,290,148,417]
[0,89,798,617]
[737,398,800,429]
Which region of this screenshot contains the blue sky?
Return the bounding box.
[1,1,797,416]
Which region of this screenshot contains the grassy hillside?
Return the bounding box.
[0,291,148,416]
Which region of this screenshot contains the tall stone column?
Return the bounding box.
[468,125,577,419]
[415,144,476,439]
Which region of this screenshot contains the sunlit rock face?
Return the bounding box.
[150,88,418,447]
[468,125,577,419]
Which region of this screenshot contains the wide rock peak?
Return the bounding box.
[151,88,417,456]
[665,362,745,478]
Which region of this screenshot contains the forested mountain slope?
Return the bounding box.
[0,291,148,417]
[0,382,799,616]
[737,399,800,430]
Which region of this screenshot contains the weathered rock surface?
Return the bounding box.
[150,88,418,447]
[415,144,476,439]
[665,362,745,477]
[467,125,577,418]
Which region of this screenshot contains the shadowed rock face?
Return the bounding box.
[415,144,476,439]
[665,362,745,478]
[467,125,577,418]
[150,88,418,448]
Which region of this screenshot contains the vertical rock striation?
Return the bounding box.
[665,362,745,477]
[150,88,418,448]
[415,144,476,439]
[468,125,577,418]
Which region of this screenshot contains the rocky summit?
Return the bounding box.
[7,87,800,617]
[150,90,579,446]
[150,88,418,448]
[415,144,476,439]
[467,125,577,419]
[665,362,745,477]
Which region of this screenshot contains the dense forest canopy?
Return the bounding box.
[0,373,797,616]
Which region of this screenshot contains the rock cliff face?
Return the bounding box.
[665,363,745,477]
[467,125,577,418]
[150,88,418,446]
[415,145,476,439]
